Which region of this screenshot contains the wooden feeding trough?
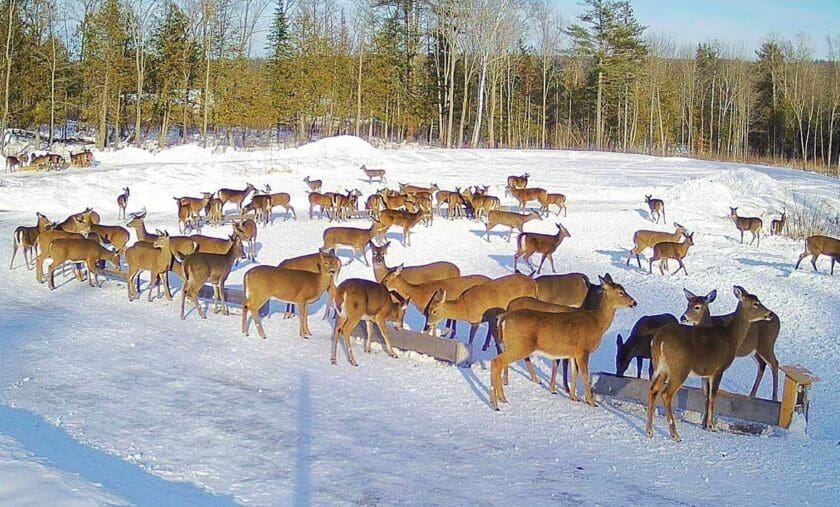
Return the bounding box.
[591,365,821,433]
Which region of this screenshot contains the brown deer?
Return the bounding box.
[322,221,389,265]
[126,211,159,243]
[46,237,121,290]
[366,193,387,220]
[174,198,196,233]
[125,232,175,301]
[399,183,439,195]
[277,249,343,319]
[445,191,467,219]
[10,212,51,269]
[615,314,678,379]
[70,150,93,168]
[506,173,529,192]
[730,207,763,247]
[649,232,694,275]
[117,187,130,219]
[626,223,688,268]
[490,274,637,410]
[377,209,425,246]
[218,183,256,212]
[544,193,567,217]
[34,221,91,283]
[244,194,272,225]
[360,165,387,184]
[681,287,782,401]
[233,218,258,261]
[83,217,131,256]
[535,273,591,307]
[177,235,245,319]
[377,189,415,211]
[434,188,458,216]
[303,175,322,192]
[508,186,549,215]
[57,208,100,232]
[770,212,786,235]
[178,193,213,223]
[241,249,341,338]
[268,191,296,221]
[423,273,537,350]
[647,286,773,441]
[485,210,541,242]
[514,223,571,275]
[308,192,336,220]
[645,194,665,223]
[207,197,224,225]
[331,279,408,365]
[795,235,840,275]
[370,241,459,283]
[461,188,500,222]
[5,155,19,172]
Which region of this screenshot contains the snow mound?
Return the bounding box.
[665,167,787,217]
[94,146,155,165]
[153,144,213,164]
[293,135,380,162]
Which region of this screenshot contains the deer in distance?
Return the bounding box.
[730,207,763,247]
[795,235,840,275]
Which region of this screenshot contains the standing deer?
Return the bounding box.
[125,233,175,301]
[681,287,782,401]
[490,274,637,410]
[648,232,694,275]
[233,218,258,261]
[10,212,51,269]
[514,223,571,275]
[177,235,245,319]
[370,241,459,283]
[277,249,343,319]
[795,235,840,275]
[646,286,773,441]
[303,175,323,192]
[126,211,159,243]
[377,209,425,246]
[46,238,121,290]
[485,210,541,242]
[645,194,665,223]
[770,212,786,235]
[117,187,130,219]
[508,186,549,216]
[308,192,336,220]
[322,221,389,265]
[217,183,256,213]
[626,223,688,269]
[544,193,567,217]
[360,165,387,184]
[5,155,19,172]
[730,207,763,246]
[34,221,91,283]
[506,173,529,192]
[615,314,678,379]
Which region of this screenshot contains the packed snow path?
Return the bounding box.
[1,137,838,504]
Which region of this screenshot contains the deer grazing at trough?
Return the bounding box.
[360,165,387,184]
[508,186,549,215]
[370,241,460,283]
[46,237,121,290]
[331,279,408,365]
[514,223,571,275]
[616,314,679,379]
[461,188,500,222]
[545,193,567,217]
[177,235,245,319]
[490,274,637,410]
[645,194,665,223]
[680,287,782,401]
[423,273,537,350]
[233,218,258,261]
[217,183,256,213]
[117,187,130,219]
[125,232,175,301]
[10,212,51,269]
[308,192,337,220]
[626,223,688,269]
[647,286,773,441]
[485,210,541,242]
[730,207,763,246]
[795,235,840,274]
[34,220,91,283]
[277,249,343,319]
[770,212,786,235]
[322,221,389,265]
[242,249,341,338]
[506,173,529,193]
[649,232,694,275]
[377,208,425,246]
[303,175,322,192]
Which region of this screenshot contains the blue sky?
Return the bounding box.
[555,0,840,57]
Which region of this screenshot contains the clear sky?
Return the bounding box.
[555,0,840,58]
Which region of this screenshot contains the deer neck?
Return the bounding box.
[676,240,691,256]
[722,303,752,354]
[373,262,390,282]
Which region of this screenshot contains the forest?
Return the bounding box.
[2,0,839,175]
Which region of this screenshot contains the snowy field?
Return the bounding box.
[0,137,838,505]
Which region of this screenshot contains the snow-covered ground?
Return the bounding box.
[1,137,838,505]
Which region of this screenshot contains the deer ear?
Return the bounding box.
[733,286,745,299]
[706,289,717,303]
[683,288,697,300]
[395,264,404,274]
[600,273,614,284]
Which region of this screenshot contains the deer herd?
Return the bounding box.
[8,161,838,443]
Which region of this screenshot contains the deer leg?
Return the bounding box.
[341,324,358,366]
[376,316,398,358]
[707,373,724,431]
[749,354,767,398]
[523,357,540,384]
[9,240,18,269]
[635,357,643,379]
[180,285,188,320]
[795,251,808,269]
[646,373,667,437]
[580,353,596,406]
[662,378,684,442]
[322,288,335,320]
[647,359,654,379]
[363,320,374,353]
[811,253,820,272]
[194,287,206,319]
[739,230,744,244]
[569,357,579,402]
[467,324,480,345]
[331,314,345,363]
[678,259,688,276]
[548,254,557,273]
[163,272,172,300]
[649,257,655,274]
[219,280,229,316]
[299,302,310,338]
[548,360,561,394]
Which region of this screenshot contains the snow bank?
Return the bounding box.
[665,167,788,218]
[293,135,380,163]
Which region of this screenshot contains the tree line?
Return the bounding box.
[2,0,839,175]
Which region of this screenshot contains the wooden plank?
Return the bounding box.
[350,323,470,364]
[780,364,821,386]
[591,372,782,427]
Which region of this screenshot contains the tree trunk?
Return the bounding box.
[97,70,110,150]
[595,70,603,149]
[1,0,15,133]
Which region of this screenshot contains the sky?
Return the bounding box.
[555,0,840,58]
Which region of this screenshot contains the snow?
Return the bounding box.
[1,137,839,504]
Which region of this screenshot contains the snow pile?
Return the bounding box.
[665,167,787,218]
[293,135,380,164]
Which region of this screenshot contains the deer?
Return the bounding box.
[485,210,541,242]
[57,208,100,232]
[277,249,343,320]
[10,212,51,269]
[126,211,159,243]
[770,211,786,236]
[377,209,425,246]
[268,191,296,221]
[232,218,258,261]
[322,221,389,266]
[381,266,490,335]
[370,241,459,284]
[360,165,387,184]
[377,188,415,211]
[730,207,763,247]
[506,173,529,193]
[434,188,458,216]
[423,273,537,351]
[615,314,679,379]
[70,150,93,168]
[308,192,336,220]
[461,188,500,222]
[34,221,91,283]
[46,237,121,290]
[645,194,665,223]
[445,191,467,219]
[331,279,408,366]
[217,183,256,213]
[544,193,567,217]
[646,286,773,441]
[534,273,591,307]
[117,187,130,219]
[244,194,272,225]
[490,274,637,410]
[681,287,782,401]
[178,192,213,223]
[207,197,224,226]
[795,235,840,275]
[83,217,131,256]
[366,193,387,220]
[648,232,694,276]
[408,192,434,225]
[303,175,322,192]
[626,223,688,269]
[5,155,19,172]
[514,223,571,275]
[241,249,341,338]
[177,235,245,320]
[508,186,549,216]
[399,183,439,195]
[125,232,175,302]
